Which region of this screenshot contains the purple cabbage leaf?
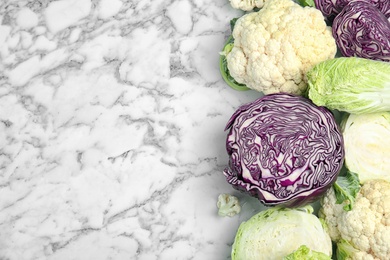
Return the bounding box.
[313,0,390,20]
[223,93,344,207]
[332,0,390,62]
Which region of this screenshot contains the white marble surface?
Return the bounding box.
[0,0,269,259]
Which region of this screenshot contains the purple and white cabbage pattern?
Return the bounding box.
[332,0,390,62]
[314,0,390,19]
[314,0,349,18]
[223,93,344,207]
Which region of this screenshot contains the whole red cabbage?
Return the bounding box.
[223,93,344,207]
[314,0,390,19]
[332,0,390,61]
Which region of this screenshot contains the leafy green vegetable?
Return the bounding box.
[336,239,360,260]
[231,205,332,260]
[307,57,390,114]
[333,170,361,211]
[283,245,332,260]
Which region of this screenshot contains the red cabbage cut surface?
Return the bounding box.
[332,0,390,61]
[314,0,390,19]
[223,93,344,207]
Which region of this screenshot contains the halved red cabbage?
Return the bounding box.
[314,0,390,19]
[223,93,344,207]
[332,0,390,62]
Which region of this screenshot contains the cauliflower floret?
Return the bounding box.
[217,193,241,217]
[319,179,390,260]
[229,0,265,11]
[226,0,336,95]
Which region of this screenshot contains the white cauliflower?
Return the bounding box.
[229,0,265,11]
[226,0,336,95]
[217,193,241,217]
[319,179,390,260]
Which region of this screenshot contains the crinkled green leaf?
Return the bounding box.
[307,57,390,114]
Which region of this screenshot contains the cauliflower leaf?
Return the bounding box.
[333,170,361,211]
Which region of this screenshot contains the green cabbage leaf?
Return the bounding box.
[307,57,390,114]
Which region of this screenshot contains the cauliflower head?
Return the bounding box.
[319,179,390,260]
[230,0,265,11]
[226,0,336,95]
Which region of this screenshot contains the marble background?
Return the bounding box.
[0,0,268,259]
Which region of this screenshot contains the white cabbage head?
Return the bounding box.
[341,112,390,183]
[231,205,332,259]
